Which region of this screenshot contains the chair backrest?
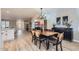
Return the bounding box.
[31,30,35,36]
[35,30,41,37]
[58,32,64,41]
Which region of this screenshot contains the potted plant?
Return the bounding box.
[66,23,71,28]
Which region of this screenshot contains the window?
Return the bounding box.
[1,21,9,29]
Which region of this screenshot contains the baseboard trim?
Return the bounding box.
[73,40,79,43]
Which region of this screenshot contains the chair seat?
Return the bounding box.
[49,39,57,44]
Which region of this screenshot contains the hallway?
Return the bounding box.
[3,32,79,51]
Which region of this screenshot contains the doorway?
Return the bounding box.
[24,20,31,32]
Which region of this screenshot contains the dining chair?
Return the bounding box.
[49,32,64,51]
[34,30,47,49]
[31,30,36,42]
[34,30,41,45]
[39,34,47,49]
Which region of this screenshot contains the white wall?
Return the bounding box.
[45,9,57,29]
[73,9,79,42]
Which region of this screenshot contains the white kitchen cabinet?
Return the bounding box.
[7,29,15,40]
[2,29,15,41]
[1,30,7,41]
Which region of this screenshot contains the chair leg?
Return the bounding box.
[56,44,58,51]
[56,40,59,51]
[60,42,63,51]
[39,41,42,49]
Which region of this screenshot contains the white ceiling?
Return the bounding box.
[1,8,41,20]
[1,8,76,20]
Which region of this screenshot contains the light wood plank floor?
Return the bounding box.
[3,32,79,51]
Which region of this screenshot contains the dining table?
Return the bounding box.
[32,30,59,50]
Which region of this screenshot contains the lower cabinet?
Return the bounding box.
[1,29,15,41]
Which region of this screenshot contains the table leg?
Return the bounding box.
[46,39,49,50]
